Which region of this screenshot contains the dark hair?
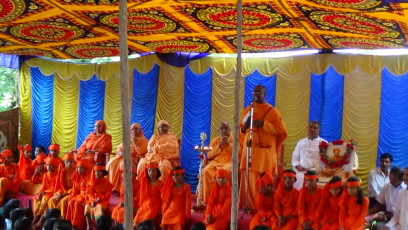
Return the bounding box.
[172,165,184,171]
[191,222,206,230]
[94,163,109,176]
[305,170,318,176]
[390,166,404,180]
[109,225,124,230]
[36,145,45,153]
[23,208,34,222]
[380,153,393,162]
[146,168,161,180]
[0,214,5,230]
[309,120,321,128]
[347,176,364,205]
[53,220,72,230]
[13,217,32,230]
[253,225,271,230]
[45,209,61,220]
[96,214,112,230]
[43,217,58,230]
[10,208,25,229]
[2,199,21,219]
[283,169,296,174]
[136,219,155,230]
[329,175,342,184]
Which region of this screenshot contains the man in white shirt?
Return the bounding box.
[368,167,405,229]
[368,153,392,208]
[381,167,408,230]
[291,121,326,190]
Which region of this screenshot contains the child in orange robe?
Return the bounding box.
[85,163,113,230]
[17,144,34,181]
[65,160,92,230]
[32,146,46,167]
[46,144,62,166]
[297,170,322,230]
[161,166,191,230]
[249,171,276,230]
[316,175,343,230]
[32,157,60,228]
[20,154,46,194]
[112,166,140,226]
[273,169,299,230]
[204,168,231,230]
[48,152,76,218]
[0,149,20,205]
[339,176,369,230]
[133,162,164,227]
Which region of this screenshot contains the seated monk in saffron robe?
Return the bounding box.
[161,166,191,230]
[0,149,20,205]
[17,144,34,182]
[339,176,369,230]
[76,120,112,166]
[137,120,179,182]
[316,175,342,230]
[249,172,277,230]
[48,152,76,218]
[20,154,46,194]
[239,85,288,210]
[32,157,60,228]
[202,121,240,203]
[65,160,92,230]
[134,162,163,227]
[112,166,140,226]
[204,169,231,230]
[85,163,113,230]
[107,123,148,192]
[273,169,299,230]
[297,170,322,230]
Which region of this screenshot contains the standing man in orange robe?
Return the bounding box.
[76,120,112,165]
[249,171,276,230]
[84,163,113,230]
[17,144,34,181]
[112,166,140,226]
[32,157,60,228]
[202,121,239,203]
[273,169,299,230]
[339,176,369,230]
[239,85,288,210]
[137,120,179,182]
[297,170,322,230]
[161,166,191,230]
[204,169,231,230]
[107,123,148,192]
[0,149,20,205]
[20,154,46,195]
[48,152,76,218]
[65,160,92,230]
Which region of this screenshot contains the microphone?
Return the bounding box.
[251,96,257,102]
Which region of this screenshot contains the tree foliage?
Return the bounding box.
[0,67,18,112]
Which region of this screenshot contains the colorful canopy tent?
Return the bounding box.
[18,53,408,192]
[0,0,408,59]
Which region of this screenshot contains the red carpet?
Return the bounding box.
[12,192,252,230]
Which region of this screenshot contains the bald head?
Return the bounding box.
[219,121,230,137]
[253,85,266,104]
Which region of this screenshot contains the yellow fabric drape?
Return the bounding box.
[19,63,32,145]
[51,73,79,155]
[275,69,311,166]
[210,69,244,140]
[104,75,123,149]
[342,67,381,191]
[154,65,185,138]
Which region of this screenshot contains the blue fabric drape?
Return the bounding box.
[309,66,344,142]
[31,67,54,154]
[180,67,212,192]
[244,70,276,108]
[131,65,160,140]
[377,69,408,167]
[76,75,105,149]
[0,54,19,69]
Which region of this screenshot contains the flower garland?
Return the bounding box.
[319,139,357,168]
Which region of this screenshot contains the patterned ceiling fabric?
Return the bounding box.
[0,0,408,59]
